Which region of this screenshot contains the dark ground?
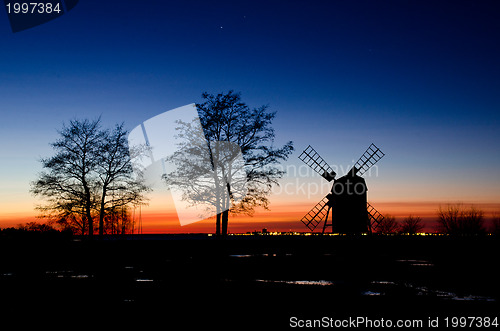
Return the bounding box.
[0,234,498,329]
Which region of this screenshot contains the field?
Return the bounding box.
[0,234,498,329]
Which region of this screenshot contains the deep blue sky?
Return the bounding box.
[1,0,500,223]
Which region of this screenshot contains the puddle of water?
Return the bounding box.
[414,285,495,302]
[255,279,334,286]
[396,259,435,267]
[45,270,92,279]
[70,274,90,279]
[287,280,334,286]
[229,253,293,258]
[371,281,396,285]
[253,278,496,303]
[451,295,496,302]
[230,253,281,258]
[397,259,430,263]
[411,263,434,267]
[46,270,73,274]
[369,282,496,302]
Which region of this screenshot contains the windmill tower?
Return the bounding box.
[299,144,385,234]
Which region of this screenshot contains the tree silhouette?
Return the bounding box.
[95,123,148,236]
[374,215,399,234]
[399,215,424,235]
[491,213,500,236]
[164,91,293,236]
[17,221,57,233]
[31,118,149,236]
[436,204,486,235]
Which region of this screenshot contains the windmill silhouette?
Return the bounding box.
[299,144,385,234]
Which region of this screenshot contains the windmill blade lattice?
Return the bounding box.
[367,202,384,231]
[354,143,385,176]
[300,196,330,231]
[299,145,336,181]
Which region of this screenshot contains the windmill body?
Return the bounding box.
[330,170,368,234]
[299,144,385,234]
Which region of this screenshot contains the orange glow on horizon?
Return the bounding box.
[1,201,499,233]
[138,200,500,233]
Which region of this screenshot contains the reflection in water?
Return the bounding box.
[256,279,335,286]
[70,274,90,279]
[2,253,493,307]
[371,280,396,285]
[253,278,496,302]
[410,263,434,267]
[45,270,92,279]
[414,285,495,302]
[229,253,282,258]
[452,295,496,302]
[368,280,495,302]
[396,259,435,267]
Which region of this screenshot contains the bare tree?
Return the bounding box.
[95,123,149,236]
[375,215,399,234]
[31,119,102,235]
[17,221,57,233]
[489,212,500,235]
[436,204,485,235]
[104,205,135,235]
[165,91,293,236]
[399,215,424,235]
[31,118,149,237]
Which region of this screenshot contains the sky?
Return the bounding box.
[1,0,499,233]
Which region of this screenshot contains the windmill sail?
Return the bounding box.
[299,145,336,181]
[353,143,385,176]
[301,196,330,231]
[367,202,384,231]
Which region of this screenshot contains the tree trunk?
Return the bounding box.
[221,181,231,236]
[216,213,221,236]
[87,212,93,236]
[222,210,229,236]
[81,216,86,236]
[98,188,107,237]
[215,187,221,236]
[82,178,93,237]
[85,198,93,237]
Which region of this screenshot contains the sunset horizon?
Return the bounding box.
[1,1,499,326]
[2,1,500,236]
[3,198,499,234]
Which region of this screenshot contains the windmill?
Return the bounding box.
[299,144,385,234]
